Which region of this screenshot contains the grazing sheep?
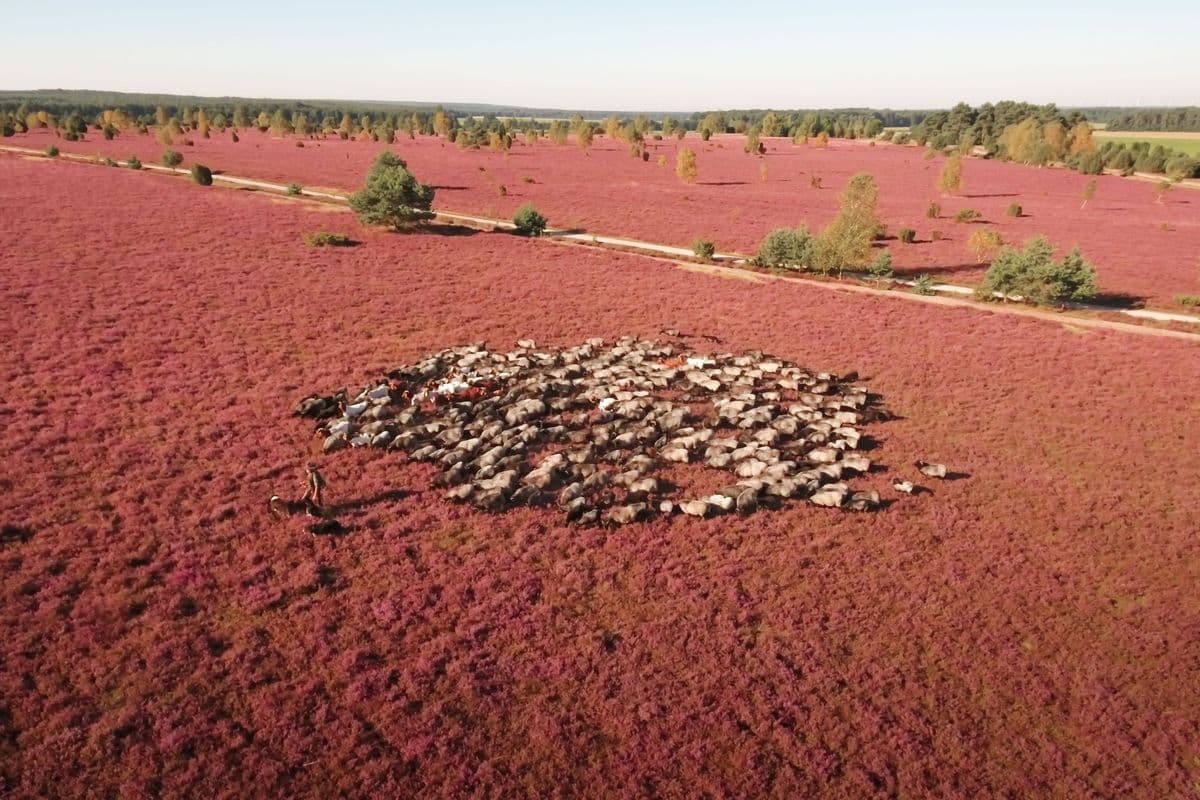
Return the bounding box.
[296,337,915,525]
[917,461,948,478]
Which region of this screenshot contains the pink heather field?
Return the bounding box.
[1,154,1198,798]
[9,127,1200,308]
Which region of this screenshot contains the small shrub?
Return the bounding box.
[810,175,822,189]
[295,140,304,148]
[923,148,936,161]
[497,184,507,196]
[899,228,916,243]
[953,208,981,223]
[63,130,79,142]
[925,201,941,219]
[162,148,183,168]
[190,164,213,186]
[286,183,302,196]
[868,249,893,278]
[44,145,59,157]
[231,131,240,143]
[127,155,142,170]
[521,176,535,184]
[755,227,816,270]
[182,139,194,146]
[913,275,936,295]
[102,157,118,167]
[931,230,944,241]
[513,204,547,236]
[1006,203,1023,218]
[692,239,716,260]
[303,232,354,247]
[1175,295,1200,307]
[102,125,116,141]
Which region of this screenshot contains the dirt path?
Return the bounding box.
[4,144,1198,343]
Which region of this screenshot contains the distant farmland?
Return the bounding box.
[1093,131,1200,156]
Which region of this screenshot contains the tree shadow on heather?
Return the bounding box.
[1089,292,1147,310]
[427,224,480,237]
[894,262,983,278]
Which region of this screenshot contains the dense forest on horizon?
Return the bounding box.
[3,89,1196,130]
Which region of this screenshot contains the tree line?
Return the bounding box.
[1104,107,1200,132]
[912,102,1199,180]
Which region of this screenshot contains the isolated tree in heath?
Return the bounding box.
[967,228,1004,263]
[349,152,435,230]
[939,154,963,194]
[676,147,698,184]
[577,124,594,150]
[1080,179,1096,209]
[818,172,881,273]
[1154,179,1173,204]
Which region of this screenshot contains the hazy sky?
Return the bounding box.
[2,0,1197,110]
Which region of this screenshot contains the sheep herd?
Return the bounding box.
[295,336,904,526]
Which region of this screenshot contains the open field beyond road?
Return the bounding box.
[2,155,1198,798]
[1093,131,1200,157]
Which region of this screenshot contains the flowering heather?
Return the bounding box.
[1,155,1198,798]
[11,127,1200,307]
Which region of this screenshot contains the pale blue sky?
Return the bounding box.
[2,0,1196,110]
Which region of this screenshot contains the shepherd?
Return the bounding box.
[301,463,327,513]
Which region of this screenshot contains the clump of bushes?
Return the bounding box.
[692,239,716,260]
[925,201,941,219]
[755,227,816,269]
[162,148,183,168]
[190,164,213,186]
[954,208,982,223]
[513,204,547,236]
[127,155,142,170]
[44,145,59,157]
[1175,295,1200,307]
[977,236,1097,305]
[1006,203,1023,218]
[286,183,302,196]
[899,228,916,244]
[303,231,355,247]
